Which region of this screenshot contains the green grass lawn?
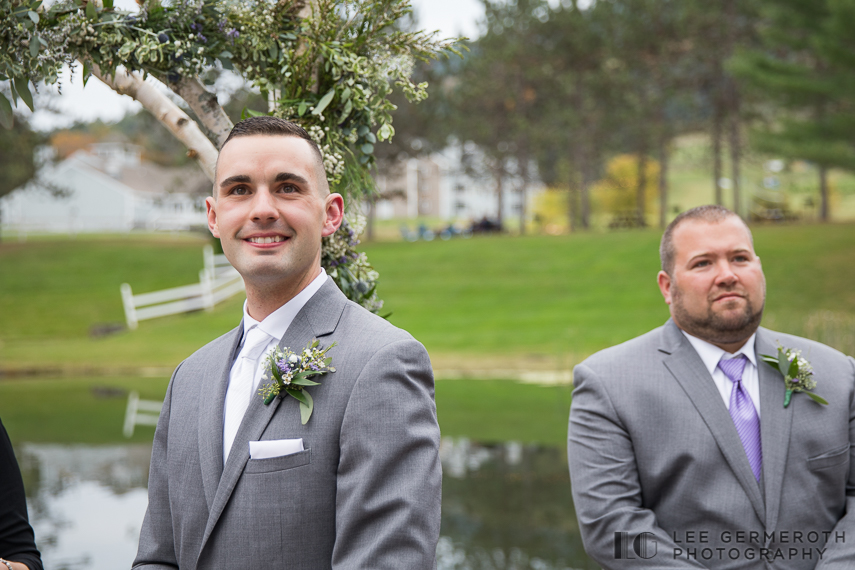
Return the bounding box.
[1,224,854,374]
[0,376,572,447]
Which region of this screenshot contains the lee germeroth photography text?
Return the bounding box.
[614,530,846,563]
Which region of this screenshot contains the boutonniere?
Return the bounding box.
[257,339,336,424]
[760,345,828,408]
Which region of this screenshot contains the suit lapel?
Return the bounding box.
[756,328,794,535]
[659,321,766,524]
[197,278,348,557]
[197,324,243,511]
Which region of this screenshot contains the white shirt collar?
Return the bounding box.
[241,270,328,343]
[681,330,758,377]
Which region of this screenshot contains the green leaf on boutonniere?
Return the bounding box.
[804,391,829,405]
[299,391,314,425]
[256,340,336,423]
[761,344,826,408]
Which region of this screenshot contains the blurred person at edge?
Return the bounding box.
[568,205,855,569]
[0,417,43,570]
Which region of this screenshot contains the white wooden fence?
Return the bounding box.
[123,390,163,438]
[120,245,244,330]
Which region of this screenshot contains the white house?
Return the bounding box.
[372,141,543,225]
[0,143,210,235]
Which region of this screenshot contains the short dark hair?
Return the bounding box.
[659,205,753,276]
[220,116,325,170]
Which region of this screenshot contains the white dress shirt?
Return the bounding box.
[223,270,328,460]
[682,330,761,418]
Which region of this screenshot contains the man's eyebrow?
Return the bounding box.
[275,172,310,186]
[219,174,251,188]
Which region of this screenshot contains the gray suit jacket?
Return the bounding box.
[133,279,442,569]
[568,320,855,569]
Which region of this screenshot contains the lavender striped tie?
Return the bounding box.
[719,355,762,481]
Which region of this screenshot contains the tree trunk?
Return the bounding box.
[729,91,741,218]
[580,148,591,230]
[495,162,504,229]
[712,106,723,206]
[567,160,577,232]
[658,132,669,229]
[636,151,647,227]
[819,165,829,222]
[90,63,219,182]
[170,77,234,148]
[518,154,528,235]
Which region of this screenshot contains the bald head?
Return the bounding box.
[660,205,753,277]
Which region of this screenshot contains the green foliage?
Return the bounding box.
[0,0,459,196]
[731,0,855,171]
[0,113,40,198]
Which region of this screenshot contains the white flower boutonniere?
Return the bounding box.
[760,345,828,408]
[257,339,336,424]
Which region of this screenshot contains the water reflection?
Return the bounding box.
[14,439,597,570]
[439,438,597,570]
[16,444,152,570]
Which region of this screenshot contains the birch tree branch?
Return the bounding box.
[88,63,219,182]
[169,76,234,149]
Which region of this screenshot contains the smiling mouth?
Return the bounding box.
[246,236,287,244]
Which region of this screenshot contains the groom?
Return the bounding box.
[568,205,855,569]
[133,117,441,569]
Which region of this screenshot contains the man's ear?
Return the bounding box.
[206,196,220,238]
[657,270,673,305]
[322,193,345,237]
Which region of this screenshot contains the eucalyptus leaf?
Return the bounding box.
[777,350,790,377]
[29,38,40,58]
[219,50,233,59]
[298,101,308,116]
[338,99,352,124]
[361,143,374,154]
[85,0,96,19]
[341,87,351,101]
[365,132,376,143]
[286,387,309,406]
[299,390,314,424]
[313,88,335,116]
[805,391,829,405]
[787,356,800,379]
[28,10,39,23]
[268,43,278,60]
[13,77,34,112]
[357,125,369,136]
[0,92,13,129]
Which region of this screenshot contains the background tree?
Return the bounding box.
[1,0,457,309]
[731,0,855,221]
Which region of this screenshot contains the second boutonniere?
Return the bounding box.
[258,339,336,425]
[760,345,828,408]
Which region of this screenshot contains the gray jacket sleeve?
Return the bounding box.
[568,363,708,569]
[816,355,855,569]
[132,365,180,570]
[332,339,442,570]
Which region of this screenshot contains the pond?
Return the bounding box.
[13,437,598,570]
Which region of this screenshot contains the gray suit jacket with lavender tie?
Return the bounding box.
[132,279,442,569]
[568,319,855,570]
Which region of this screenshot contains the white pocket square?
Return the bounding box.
[249,438,304,460]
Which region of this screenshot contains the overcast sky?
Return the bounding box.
[28,0,486,130]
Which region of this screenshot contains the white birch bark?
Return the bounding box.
[169,76,234,148]
[89,63,219,182]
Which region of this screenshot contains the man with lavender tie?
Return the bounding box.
[568,205,855,569]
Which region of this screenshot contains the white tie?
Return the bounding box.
[223,326,272,463]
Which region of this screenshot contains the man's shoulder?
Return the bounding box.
[336,300,419,351]
[580,324,668,370]
[180,325,241,369]
[757,327,854,368]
